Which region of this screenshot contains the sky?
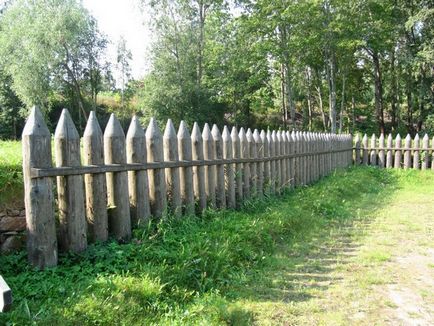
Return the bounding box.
[82,0,152,80]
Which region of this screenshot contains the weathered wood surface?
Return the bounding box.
[413,134,420,170]
[192,123,207,212]
[267,130,276,193]
[83,111,108,242]
[54,109,87,252]
[178,121,195,215]
[164,119,182,217]
[212,124,226,209]
[422,134,429,170]
[146,118,167,218]
[247,128,257,196]
[104,114,131,241]
[254,129,264,198]
[223,126,235,208]
[22,106,58,269]
[394,134,402,169]
[386,134,393,168]
[231,127,243,208]
[378,133,385,168]
[203,123,216,207]
[261,130,270,194]
[126,115,151,226]
[240,128,250,199]
[404,134,412,169]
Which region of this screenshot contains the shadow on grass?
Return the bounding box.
[0,166,399,325]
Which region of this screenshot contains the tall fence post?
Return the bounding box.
[164,119,182,217]
[104,114,131,240]
[203,123,216,207]
[22,106,58,268]
[370,134,377,166]
[386,134,393,168]
[378,133,385,168]
[223,126,235,208]
[212,124,226,209]
[146,118,167,218]
[422,134,429,170]
[261,130,270,194]
[240,128,250,200]
[126,115,151,226]
[413,134,420,170]
[54,109,87,252]
[254,129,264,198]
[231,127,243,207]
[178,121,195,215]
[192,123,207,212]
[83,111,108,242]
[404,134,412,169]
[247,128,257,197]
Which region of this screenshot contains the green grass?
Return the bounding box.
[0,140,23,208]
[1,167,433,325]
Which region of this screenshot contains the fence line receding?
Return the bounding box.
[22,106,353,269]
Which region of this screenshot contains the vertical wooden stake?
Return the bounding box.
[422,134,429,170]
[83,111,108,242]
[178,121,195,215]
[203,123,216,207]
[413,134,420,169]
[404,134,412,169]
[254,129,264,198]
[146,118,167,218]
[370,134,377,166]
[267,130,276,193]
[212,124,226,209]
[386,134,393,168]
[54,109,87,252]
[247,128,257,196]
[231,127,243,207]
[104,114,131,240]
[362,134,368,165]
[22,106,58,268]
[239,127,251,199]
[192,123,207,212]
[394,134,402,169]
[223,126,235,208]
[378,133,385,168]
[164,119,182,217]
[261,130,270,194]
[126,115,151,226]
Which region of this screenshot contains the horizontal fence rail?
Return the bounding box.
[22,106,353,269]
[354,133,434,169]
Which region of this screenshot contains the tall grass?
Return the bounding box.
[0,140,23,208]
[0,167,398,325]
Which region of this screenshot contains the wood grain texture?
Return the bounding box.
[178,121,195,215]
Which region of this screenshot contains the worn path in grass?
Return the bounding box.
[0,167,433,325]
[231,169,434,325]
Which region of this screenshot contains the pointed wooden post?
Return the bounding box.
[362,134,368,165]
[287,131,294,188]
[178,121,195,215]
[413,134,420,169]
[272,130,281,191]
[254,129,264,198]
[369,134,377,166]
[386,134,393,168]
[261,130,270,194]
[223,126,235,208]
[164,119,182,217]
[146,118,167,218]
[203,123,216,207]
[292,131,298,186]
[231,127,243,207]
[104,114,131,240]
[192,123,207,212]
[55,109,87,252]
[394,134,402,169]
[422,134,429,170]
[268,130,276,193]
[301,132,306,185]
[126,116,151,226]
[239,127,250,199]
[404,134,412,169]
[378,133,385,168]
[280,131,287,188]
[22,106,57,268]
[212,124,226,209]
[83,111,108,242]
[247,128,257,196]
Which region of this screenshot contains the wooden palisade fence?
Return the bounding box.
[22,106,353,269]
[354,133,434,169]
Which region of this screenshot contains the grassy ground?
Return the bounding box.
[0,140,23,209]
[0,167,433,325]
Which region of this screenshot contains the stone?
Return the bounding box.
[0,275,12,312]
[7,209,20,217]
[1,235,25,254]
[19,210,25,217]
[0,216,26,232]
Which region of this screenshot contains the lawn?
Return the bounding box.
[0,140,23,209]
[0,166,433,325]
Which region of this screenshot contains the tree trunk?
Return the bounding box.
[305,67,313,131]
[406,80,413,133]
[316,85,327,131]
[326,52,337,133]
[280,64,287,128]
[339,74,345,133]
[352,96,356,133]
[372,50,385,134]
[390,49,398,131]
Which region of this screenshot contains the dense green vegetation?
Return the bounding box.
[0,0,432,138]
[0,167,410,324]
[0,140,22,208]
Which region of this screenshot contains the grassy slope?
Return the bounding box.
[0,167,432,325]
[0,140,23,209]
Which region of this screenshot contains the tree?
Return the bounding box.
[116,36,133,110]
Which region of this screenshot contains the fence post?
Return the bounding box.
[177,121,195,215]
[413,134,420,170]
[422,134,429,170]
[267,130,276,193]
[231,127,243,207]
[247,128,257,197]
[369,134,377,166]
[261,130,270,194]
[104,114,131,240]
[291,131,298,186]
[394,134,402,169]
[54,109,87,252]
[386,134,393,168]
[404,134,412,169]
[239,128,250,200]
[126,115,151,226]
[212,124,226,209]
[83,111,108,242]
[288,131,295,188]
[22,106,57,268]
[362,134,368,165]
[280,131,287,189]
[222,126,235,208]
[272,130,281,191]
[203,123,216,207]
[192,123,207,212]
[354,134,360,165]
[254,129,264,198]
[163,119,182,217]
[378,133,385,168]
[146,118,167,218]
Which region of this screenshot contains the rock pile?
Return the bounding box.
[0,209,26,254]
